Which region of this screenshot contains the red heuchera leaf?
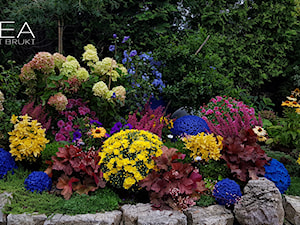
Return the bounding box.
[73,176,98,195]
[222,128,271,182]
[52,145,83,175]
[140,146,202,210]
[56,174,79,200]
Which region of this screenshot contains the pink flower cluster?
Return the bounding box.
[54,99,97,142]
[48,92,68,111]
[30,52,55,74]
[200,95,255,124]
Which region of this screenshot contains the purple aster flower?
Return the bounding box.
[122,36,130,43]
[129,50,137,57]
[110,121,123,134]
[109,45,115,52]
[113,34,117,39]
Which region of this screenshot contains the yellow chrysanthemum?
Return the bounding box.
[99,129,163,190]
[183,132,223,162]
[8,114,49,161]
[91,127,107,138]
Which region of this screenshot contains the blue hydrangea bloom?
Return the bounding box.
[213,178,242,206]
[0,148,17,179]
[170,115,210,136]
[264,158,291,194]
[24,171,52,193]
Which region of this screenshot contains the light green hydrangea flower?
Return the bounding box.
[76,67,89,82]
[92,81,109,98]
[82,44,99,63]
[61,59,80,78]
[53,53,66,69]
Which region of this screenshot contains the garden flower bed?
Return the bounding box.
[0,38,300,224]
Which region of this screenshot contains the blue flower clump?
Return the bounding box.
[170,115,210,136]
[24,171,52,193]
[213,178,242,206]
[264,158,291,194]
[0,148,17,179]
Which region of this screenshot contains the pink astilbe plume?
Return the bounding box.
[127,104,171,137]
[204,107,262,138]
[21,101,52,131]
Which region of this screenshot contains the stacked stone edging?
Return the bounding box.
[1,191,300,225]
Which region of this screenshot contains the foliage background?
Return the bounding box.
[0,0,300,112]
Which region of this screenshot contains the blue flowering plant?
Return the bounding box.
[24,171,52,193]
[170,115,210,137]
[264,158,291,194]
[213,178,242,206]
[0,148,17,179]
[109,34,166,113]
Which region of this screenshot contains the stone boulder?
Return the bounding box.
[184,204,234,225]
[43,211,122,225]
[121,203,187,225]
[7,213,47,225]
[283,195,300,225]
[234,177,284,225]
[0,192,12,225]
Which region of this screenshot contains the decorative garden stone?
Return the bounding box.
[121,203,187,225]
[283,195,300,225]
[184,205,234,225]
[234,177,284,225]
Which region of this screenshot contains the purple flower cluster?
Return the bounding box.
[213,178,242,206]
[0,148,17,179]
[110,121,132,135]
[24,171,52,193]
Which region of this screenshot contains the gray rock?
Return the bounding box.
[0,192,12,225]
[121,203,187,225]
[184,205,234,225]
[234,177,284,225]
[283,195,300,225]
[7,213,47,225]
[171,107,190,119]
[44,210,122,225]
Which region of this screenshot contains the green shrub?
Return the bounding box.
[196,194,215,207]
[286,177,300,196]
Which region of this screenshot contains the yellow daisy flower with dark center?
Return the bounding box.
[281,100,291,107]
[91,127,107,138]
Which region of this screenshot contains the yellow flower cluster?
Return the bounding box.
[8,114,49,161]
[282,88,300,114]
[183,132,223,162]
[297,153,300,165]
[99,129,163,190]
[159,116,174,129]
